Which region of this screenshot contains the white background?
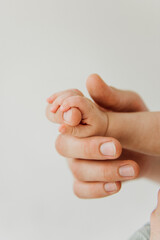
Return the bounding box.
[1,0,160,239]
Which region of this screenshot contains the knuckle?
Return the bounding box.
[56,94,67,105]
[58,96,65,105]
[70,127,79,137]
[70,127,76,136]
[71,88,83,96]
[82,139,93,158]
[102,166,110,181]
[74,95,84,104]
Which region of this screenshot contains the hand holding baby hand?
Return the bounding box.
[46,89,109,138]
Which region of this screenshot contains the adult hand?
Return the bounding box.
[55,134,160,198]
[46,74,152,199]
[86,74,148,112]
[55,134,140,199]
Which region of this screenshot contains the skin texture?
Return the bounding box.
[107,111,160,156]
[49,91,109,138]
[46,74,160,199]
[86,74,148,112]
[47,86,160,156]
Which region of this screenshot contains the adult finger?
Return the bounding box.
[86,74,148,112]
[73,179,121,199]
[67,158,139,182]
[55,134,122,160]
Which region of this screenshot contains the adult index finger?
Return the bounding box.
[55,134,122,160]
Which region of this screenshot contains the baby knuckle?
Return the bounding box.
[102,167,109,181]
[71,88,83,96]
[67,127,78,137]
[58,97,65,105]
[70,127,76,136]
[73,95,84,103]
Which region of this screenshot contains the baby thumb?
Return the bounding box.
[63,108,82,127]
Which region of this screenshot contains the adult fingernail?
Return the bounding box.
[100,142,116,156]
[104,183,117,192]
[63,110,72,123]
[119,165,135,177]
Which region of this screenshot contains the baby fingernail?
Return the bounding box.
[104,183,117,192]
[100,142,116,156]
[119,165,135,177]
[63,110,72,123]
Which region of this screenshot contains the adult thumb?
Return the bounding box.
[86,74,148,112]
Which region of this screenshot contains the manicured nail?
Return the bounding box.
[100,142,116,156]
[119,165,135,177]
[63,110,72,123]
[104,183,117,192]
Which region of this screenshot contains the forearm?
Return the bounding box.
[106,111,160,156]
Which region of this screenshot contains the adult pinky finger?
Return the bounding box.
[73,180,121,199]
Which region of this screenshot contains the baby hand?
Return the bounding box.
[47,89,108,138]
